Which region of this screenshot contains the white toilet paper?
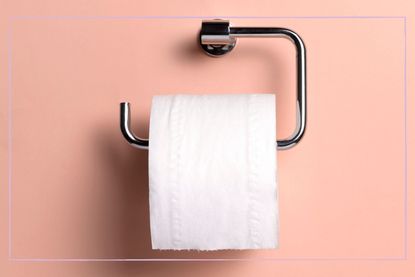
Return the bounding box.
[148,94,278,250]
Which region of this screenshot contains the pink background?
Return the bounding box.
[0,0,414,276]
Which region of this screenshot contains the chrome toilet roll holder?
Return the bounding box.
[120,19,306,150]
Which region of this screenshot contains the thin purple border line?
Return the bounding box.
[7,15,408,262]
[403,16,408,260]
[7,256,407,262]
[7,20,13,260]
[8,15,406,20]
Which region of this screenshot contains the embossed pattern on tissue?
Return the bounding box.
[169,95,183,248]
[247,94,262,247]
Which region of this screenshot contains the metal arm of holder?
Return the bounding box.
[120,19,307,150]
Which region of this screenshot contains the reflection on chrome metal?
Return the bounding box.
[120,102,149,149]
[120,19,306,150]
[199,20,236,56]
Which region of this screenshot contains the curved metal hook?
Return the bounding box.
[120,102,149,149]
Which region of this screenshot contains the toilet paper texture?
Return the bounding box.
[148,94,278,250]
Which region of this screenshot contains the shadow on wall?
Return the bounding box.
[79,37,290,275]
[87,113,250,276]
[93,113,251,261]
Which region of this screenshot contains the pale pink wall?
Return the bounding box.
[0,1,414,276]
